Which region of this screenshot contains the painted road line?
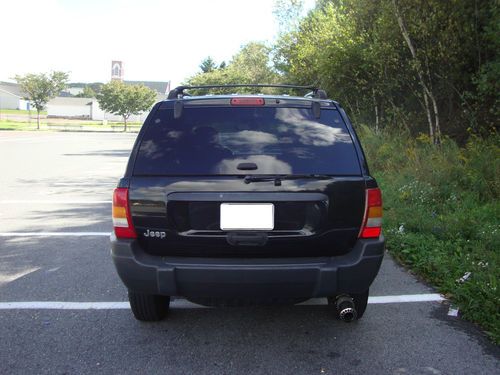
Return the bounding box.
[0,295,446,310]
[52,182,116,186]
[368,294,445,303]
[0,232,110,237]
[0,301,204,310]
[0,200,111,204]
[0,302,129,310]
[300,294,445,305]
[52,183,120,186]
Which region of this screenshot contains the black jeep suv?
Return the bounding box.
[111,84,384,322]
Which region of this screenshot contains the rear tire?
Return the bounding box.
[328,289,369,320]
[128,291,170,321]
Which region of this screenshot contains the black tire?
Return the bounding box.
[328,289,369,320]
[352,289,369,319]
[128,291,170,321]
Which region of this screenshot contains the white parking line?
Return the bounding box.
[0,302,130,310]
[52,182,115,186]
[301,294,445,305]
[0,294,445,310]
[0,232,110,237]
[368,294,445,303]
[0,200,111,204]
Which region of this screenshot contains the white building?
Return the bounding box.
[47,79,169,122]
[46,97,92,118]
[47,97,150,122]
[88,100,149,122]
[0,82,30,110]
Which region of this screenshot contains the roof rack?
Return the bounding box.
[167,84,327,100]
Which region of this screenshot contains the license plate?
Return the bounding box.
[220,203,274,230]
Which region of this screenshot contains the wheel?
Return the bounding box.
[328,289,369,320]
[351,289,369,319]
[128,291,170,321]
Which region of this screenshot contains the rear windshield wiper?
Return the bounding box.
[243,174,332,185]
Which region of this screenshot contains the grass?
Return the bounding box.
[0,109,47,115]
[0,121,39,130]
[0,119,141,131]
[358,126,500,344]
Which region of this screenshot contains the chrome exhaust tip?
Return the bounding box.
[336,295,358,322]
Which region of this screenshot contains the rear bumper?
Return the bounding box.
[110,235,385,298]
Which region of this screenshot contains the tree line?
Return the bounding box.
[187,0,499,143]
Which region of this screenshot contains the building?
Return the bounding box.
[124,80,170,98]
[0,82,30,110]
[46,97,92,119]
[88,100,149,122]
[46,97,151,122]
[110,60,170,98]
[47,61,170,120]
[111,61,124,81]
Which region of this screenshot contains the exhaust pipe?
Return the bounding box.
[336,295,357,322]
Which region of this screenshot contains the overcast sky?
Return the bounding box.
[0,0,315,86]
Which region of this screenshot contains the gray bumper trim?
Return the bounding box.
[111,235,385,298]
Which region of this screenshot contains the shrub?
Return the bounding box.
[359,127,500,344]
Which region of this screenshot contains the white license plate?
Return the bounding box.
[220,203,274,230]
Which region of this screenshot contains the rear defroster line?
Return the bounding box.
[0,294,445,310]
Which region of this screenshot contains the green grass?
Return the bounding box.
[0,121,39,130]
[44,122,141,127]
[0,119,141,131]
[358,126,500,344]
[0,109,47,115]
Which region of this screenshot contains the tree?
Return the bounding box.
[273,0,304,33]
[199,56,218,73]
[231,42,279,84]
[186,42,280,94]
[76,86,96,98]
[14,71,69,129]
[272,0,498,141]
[96,81,157,131]
[391,0,441,144]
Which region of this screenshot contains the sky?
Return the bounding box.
[0,0,315,87]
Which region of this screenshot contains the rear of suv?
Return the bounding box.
[111,84,385,322]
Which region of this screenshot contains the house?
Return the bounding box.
[46,97,92,119]
[0,82,30,110]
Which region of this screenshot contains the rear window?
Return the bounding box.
[133,105,361,175]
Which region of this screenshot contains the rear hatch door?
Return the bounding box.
[129,98,366,257]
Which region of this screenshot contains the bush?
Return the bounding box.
[358,126,500,343]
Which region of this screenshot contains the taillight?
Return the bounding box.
[230,97,265,106]
[359,188,382,239]
[112,187,137,239]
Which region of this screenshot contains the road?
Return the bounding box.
[0,131,498,374]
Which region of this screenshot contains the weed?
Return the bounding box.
[359,126,500,344]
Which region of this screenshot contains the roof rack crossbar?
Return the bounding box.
[167,84,323,100]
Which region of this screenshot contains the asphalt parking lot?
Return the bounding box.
[0,131,498,375]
